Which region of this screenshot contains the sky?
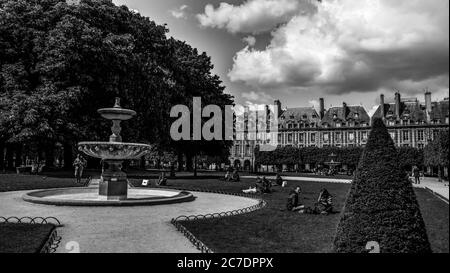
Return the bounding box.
[112,0,449,116]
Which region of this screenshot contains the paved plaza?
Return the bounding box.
[0,190,258,253]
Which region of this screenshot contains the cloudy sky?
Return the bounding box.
[113,0,449,115]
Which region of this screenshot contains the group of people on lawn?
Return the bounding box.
[287,187,333,215]
[74,155,333,214]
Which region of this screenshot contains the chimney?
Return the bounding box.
[395,92,401,119]
[274,100,282,118]
[319,98,325,119]
[342,102,348,118]
[425,91,432,122]
[380,94,385,118]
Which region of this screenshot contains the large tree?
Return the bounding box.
[333,118,431,253]
[0,0,233,169]
[424,130,449,181]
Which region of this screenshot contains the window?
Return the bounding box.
[311,133,316,142]
[402,120,409,125]
[323,133,329,142]
[336,132,342,142]
[417,130,424,141]
[402,131,409,141]
[388,120,395,126]
[299,133,304,142]
[418,143,424,149]
[336,123,341,128]
[349,132,355,141]
[288,134,293,143]
[354,113,359,119]
[362,132,368,141]
[278,134,282,142]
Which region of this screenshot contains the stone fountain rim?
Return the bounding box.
[78,141,151,147]
[97,108,137,115]
[22,187,195,207]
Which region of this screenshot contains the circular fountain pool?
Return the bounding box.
[23,188,195,206]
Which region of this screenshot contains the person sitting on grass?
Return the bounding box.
[286,186,305,213]
[224,171,231,181]
[230,169,240,182]
[316,188,333,215]
[255,176,272,193]
[275,173,283,186]
[157,172,168,186]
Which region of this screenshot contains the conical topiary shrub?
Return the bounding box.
[333,118,431,253]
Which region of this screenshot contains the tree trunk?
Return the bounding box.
[177,152,183,171]
[45,144,55,168]
[63,142,73,170]
[438,166,442,182]
[193,155,197,177]
[140,156,146,170]
[185,152,193,172]
[0,142,4,171]
[5,144,14,170]
[14,144,22,168]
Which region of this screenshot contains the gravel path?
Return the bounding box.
[0,190,259,253]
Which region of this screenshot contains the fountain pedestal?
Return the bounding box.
[100,160,128,200]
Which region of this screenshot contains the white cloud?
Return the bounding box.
[241,90,274,103]
[227,0,449,94]
[170,4,189,19]
[197,0,314,34]
[308,99,320,111]
[242,36,256,47]
[367,105,379,118]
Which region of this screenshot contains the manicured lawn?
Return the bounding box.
[130,177,351,253]
[414,188,449,253]
[0,223,55,253]
[130,177,449,253]
[0,174,81,192]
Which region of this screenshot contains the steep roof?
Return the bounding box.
[279,107,321,127]
[430,100,449,123]
[321,105,370,126]
[372,99,449,123]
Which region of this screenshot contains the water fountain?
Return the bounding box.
[23,98,194,206]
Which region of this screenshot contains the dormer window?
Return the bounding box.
[336,123,341,128]
[302,114,307,119]
[402,120,409,125]
[333,113,338,119]
[354,113,359,119]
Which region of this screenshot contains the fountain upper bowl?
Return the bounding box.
[97,108,136,121]
[78,141,150,160]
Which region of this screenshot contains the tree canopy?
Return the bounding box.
[0,0,233,166]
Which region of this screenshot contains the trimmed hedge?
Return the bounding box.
[333,118,431,253]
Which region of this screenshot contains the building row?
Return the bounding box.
[230,91,449,170]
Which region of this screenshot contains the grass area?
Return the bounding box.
[0,174,81,192]
[414,188,449,253]
[0,223,55,253]
[130,177,351,253]
[130,177,449,253]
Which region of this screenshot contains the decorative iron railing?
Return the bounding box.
[0,216,62,253]
[169,188,267,253]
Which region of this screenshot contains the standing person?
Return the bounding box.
[157,172,168,186]
[73,154,86,184]
[413,166,421,184]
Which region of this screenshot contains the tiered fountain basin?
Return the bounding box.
[23,188,195,206]
[78,141,150,160]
